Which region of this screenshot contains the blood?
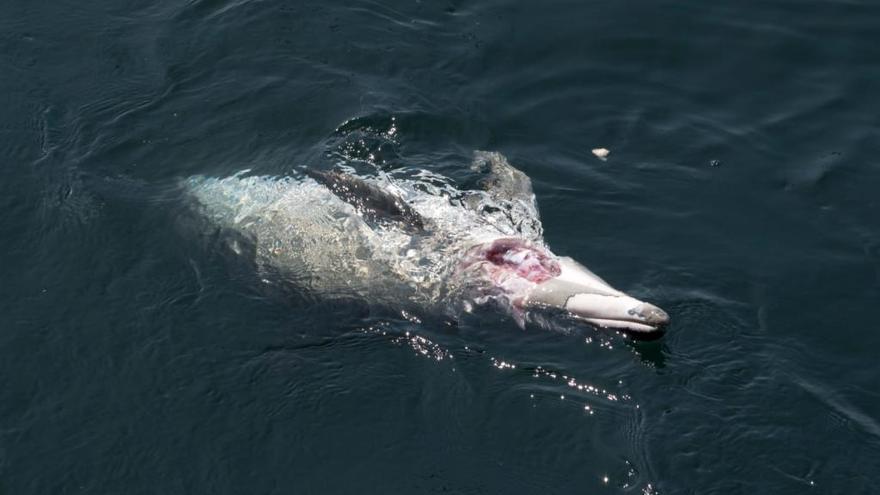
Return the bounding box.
[483,238,560,283]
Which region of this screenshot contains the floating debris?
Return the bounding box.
[592,148,610,161]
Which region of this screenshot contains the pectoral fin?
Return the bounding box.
[305,169,425,232]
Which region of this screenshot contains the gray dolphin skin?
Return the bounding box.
[185,151,669,337]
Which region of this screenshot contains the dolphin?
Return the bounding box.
[184,151,669,337]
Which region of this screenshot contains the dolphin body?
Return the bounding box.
[185,152,669,337]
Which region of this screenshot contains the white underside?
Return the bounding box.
[579,317,658,333]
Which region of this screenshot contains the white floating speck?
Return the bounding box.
[592,148,610,160]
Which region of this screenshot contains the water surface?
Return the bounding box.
[2,0,879,493]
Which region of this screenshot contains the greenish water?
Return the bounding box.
[1,0,879,493]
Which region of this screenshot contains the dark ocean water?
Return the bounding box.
[2,0,879,493]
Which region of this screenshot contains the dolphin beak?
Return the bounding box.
[524,257,669,336]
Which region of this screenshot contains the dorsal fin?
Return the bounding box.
[305,169,425,232]
[470,151,543,240]
[471,151,537,206]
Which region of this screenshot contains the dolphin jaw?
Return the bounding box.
[566,295,669,334]
[524,257,669,334]
[577,318,660,333]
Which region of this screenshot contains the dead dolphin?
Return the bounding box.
[185,151,668,337]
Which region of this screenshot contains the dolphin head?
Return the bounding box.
[524,257,669,336]
[463,238,669,337]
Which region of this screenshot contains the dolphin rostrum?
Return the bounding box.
[185,151,669,337]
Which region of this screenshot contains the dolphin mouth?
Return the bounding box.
[557,293,669,336]
[523,257,669,337]
[565,295,669,332]
[574,304,669,339]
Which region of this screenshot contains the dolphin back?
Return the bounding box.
[182,152,553,315]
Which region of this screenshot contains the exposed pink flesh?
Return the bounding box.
[482,238,560,283]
